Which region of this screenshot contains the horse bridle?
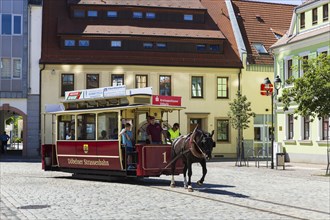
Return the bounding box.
[191,132,212,159]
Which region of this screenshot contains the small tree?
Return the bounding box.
[281,54,330,119]
[228,91,255,166]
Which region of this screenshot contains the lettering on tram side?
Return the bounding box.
[67,158,110,166]
[162,152,167,163]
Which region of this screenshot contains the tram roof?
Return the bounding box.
[47,104,185,115]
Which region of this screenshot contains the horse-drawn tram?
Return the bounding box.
[41,86,185,178]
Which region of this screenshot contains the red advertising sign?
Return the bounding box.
[260,83,273,96]
[152,95,182,106]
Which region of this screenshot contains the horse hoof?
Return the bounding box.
[188,186,194,192]
[197,180,203,186]
[170,183,175,188]
[184,185,188,189]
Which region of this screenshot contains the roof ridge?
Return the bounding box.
[233,0,299,6]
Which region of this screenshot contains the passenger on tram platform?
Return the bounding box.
[147,116,164,145]
[168,123,180,142]
[119,123,134,169]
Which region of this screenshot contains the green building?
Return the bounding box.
[271,0,329,164]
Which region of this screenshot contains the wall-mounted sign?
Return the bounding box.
[152,95,181,106]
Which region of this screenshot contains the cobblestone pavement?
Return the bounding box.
[0,161,329,220]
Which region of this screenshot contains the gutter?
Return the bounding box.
[38,63,45,155]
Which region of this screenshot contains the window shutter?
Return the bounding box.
[292,56,299,79]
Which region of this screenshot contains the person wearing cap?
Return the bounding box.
[146,116,163,144]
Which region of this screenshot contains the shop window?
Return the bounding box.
[217,119,229,142]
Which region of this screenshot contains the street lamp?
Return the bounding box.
[264,76,282,169]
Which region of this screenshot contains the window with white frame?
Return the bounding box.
[0,58,11,79]
[312,8,318,25]
[191,76,203,98]
[217,77,228,98]
[288,114,294,140]
[13,15,22,35]
[285,58,293,81]
[317,46,329,55]
[303,116,310,140]
[12,58,21,79]
[323,4,329,21]
[322,117,329,140]
[1,14,21,35]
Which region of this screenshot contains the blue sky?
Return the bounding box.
[249,0,304,5]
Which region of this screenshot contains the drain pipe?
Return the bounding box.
[38,64,46,156]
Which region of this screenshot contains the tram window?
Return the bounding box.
[77,114,96,140]
[97,112,118,140]
[58,115,75,140]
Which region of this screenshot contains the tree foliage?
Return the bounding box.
[228,91,256,130]
[281,54,330,119]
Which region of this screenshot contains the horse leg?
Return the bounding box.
[187,160,193,192]
[183,162,188,189]
[197,159,207,186]
[170,160,177,188]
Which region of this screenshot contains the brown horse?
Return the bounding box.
[170,127,215,192]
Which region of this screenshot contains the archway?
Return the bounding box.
[0,104,27,157]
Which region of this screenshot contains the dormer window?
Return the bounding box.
[73,9,85,18]
[133,12,143,19]
[111,41,122,48]
[184,14,193,21]
[156,43,166,49]
[64,40,75,47]
[210,45,220,51]
[146,12,156,19]
[107,11,117,18]
[196,44,206,51]
[87,10,98,17]
[253,43,268,54]
[143,42,153,49]
[79,40,89,47]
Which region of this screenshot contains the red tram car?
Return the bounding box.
[42,86,185,178]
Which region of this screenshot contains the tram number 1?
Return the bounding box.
[162,152,167,164]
